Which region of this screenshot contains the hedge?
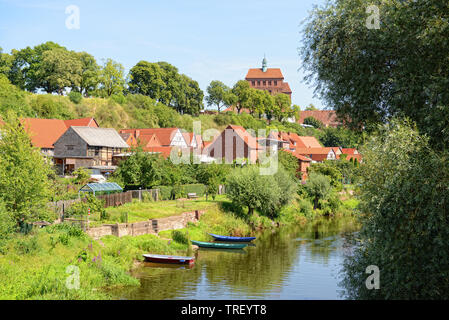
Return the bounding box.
[153,184,207,200]
[182,184,207,197]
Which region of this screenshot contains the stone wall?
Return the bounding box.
[86,210,205,240]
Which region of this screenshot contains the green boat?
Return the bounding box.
[191,240,248,249]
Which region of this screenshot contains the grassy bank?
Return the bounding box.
[0,192,359,300]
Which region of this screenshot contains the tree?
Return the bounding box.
[8,41,65,92]
[98,59,126,97]
[74,52,99,96]
[305,104,317,111]
[308,161,343,191]
[226,165,295,217]
[303,172,331,210]
[129,61,203,115]
[0,75,33,117]
[278,150,300,178]
[342,119,449,299]
[0,47,13,76]
[303,116,324,129]
[115,148,164,188]
[38,48,82,94]
[206,80,233,113]
[232,80,252,114]
[0,114,53,223]
[301,0,449,149]
[273,93,292,121]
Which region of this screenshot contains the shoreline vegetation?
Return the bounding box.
[0,192,359,300]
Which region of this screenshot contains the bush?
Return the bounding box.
[154,186,173,200]
[182,184,206,197]
[68,91,83,104]
[172,230,189,245]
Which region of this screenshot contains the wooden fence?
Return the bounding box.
[97,191,133,208]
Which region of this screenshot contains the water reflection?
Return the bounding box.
[113,216,360,300]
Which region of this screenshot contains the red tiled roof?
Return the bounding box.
[281,82,292,93]
[341,148,358,155]
[143,146,173,159]
[298,110,341,127]
[295,147,333,155]
[284,150,312,162]
[64,117,98,128]
[120,128,179,146]
[21,118,69,149]
[245,68,284,79]
[226,125,262,150]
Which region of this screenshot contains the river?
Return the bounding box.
[113,216,360,300]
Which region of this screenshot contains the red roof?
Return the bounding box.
[143,146,173,159]
[64,117,98,128]
[298,110,341,127]
[281,82,292,93]
[21,118,70,149]
[120,128,180,146]
[284,150,312,162]
[245,68,284,79]
[224,125,262,150]
[341,148,358,155]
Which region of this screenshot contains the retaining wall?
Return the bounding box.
[86,210,205,240]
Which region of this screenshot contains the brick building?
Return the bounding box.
[245,57,292,99]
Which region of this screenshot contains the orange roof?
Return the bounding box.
[341,148,358,155]
[281,82,292,93]
[297,136,322,148]
[120,128,179,146]
[64,117,98,128]
[143,146,173,159]
[295,147,333,155]
[245,68,284,79]
[21,118,69,149]
[226,125,262,150]
[298,110,341,127]
[283,150,311,162]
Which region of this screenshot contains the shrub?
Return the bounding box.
[172,230,189,245]
[182,184,206,197]
[68,91,83,104]
[154,186,173,200]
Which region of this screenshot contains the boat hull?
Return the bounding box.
[208,233,256,242]
[191,240,248,249]
[143,254,195,264]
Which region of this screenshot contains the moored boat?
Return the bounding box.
[208,233,256,242]
[142,254,195,264]
[191,240,248,249]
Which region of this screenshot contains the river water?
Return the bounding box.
[113,216,359,300]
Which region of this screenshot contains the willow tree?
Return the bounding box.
[341,120,449,299]
[301,0,449,149]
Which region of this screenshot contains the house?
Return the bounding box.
[20,117,99,157]
[206,125,262,163]
[268,131,322,151]
[53,126,129,175]
[298,110,341,128]
[119,128,189,149]
[294,147,338,162]
[341,148,362,163]
[282,150,312,181]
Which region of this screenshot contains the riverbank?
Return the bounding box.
[0,194,359,299]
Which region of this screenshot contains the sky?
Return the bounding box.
[0,0,327,109]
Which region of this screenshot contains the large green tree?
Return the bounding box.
[73,52,100,96]
[0,114,53,223]
[128,61,203,115]
[98,58,126,97]
[206,80,234,113]
[38,48,83,94]
[342,119,449,299]
[301,0,449,149]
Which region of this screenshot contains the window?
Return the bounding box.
[274,81,277,86]
[268,80,272,85]
[252,81,255,86]
[66,145,74,151]
[257,81,261,86]
[263,81,266,86]
[94,147,100,156]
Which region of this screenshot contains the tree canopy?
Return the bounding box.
[301,0,449,148]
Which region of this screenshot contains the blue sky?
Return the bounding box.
[0,0,326,109]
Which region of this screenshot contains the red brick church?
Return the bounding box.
[245,57,292,99]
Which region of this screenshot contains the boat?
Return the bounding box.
[142,254,195,264]
[208,233,256,242]
[191,240,248,249]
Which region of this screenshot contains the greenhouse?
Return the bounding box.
[78,182,123,196]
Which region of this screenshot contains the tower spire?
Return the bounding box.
[262,54,267,72]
